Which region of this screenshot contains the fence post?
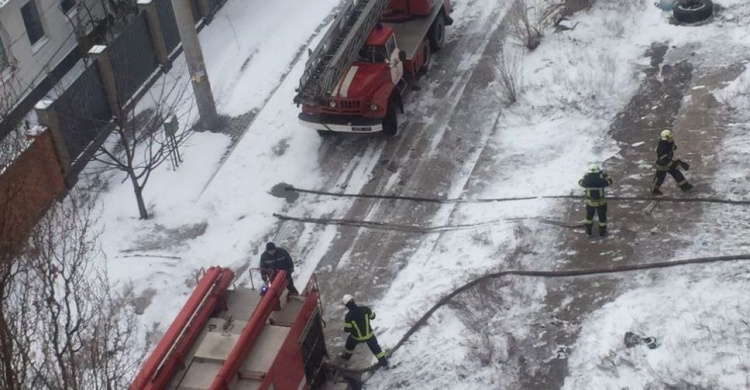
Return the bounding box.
[34,100,71,178]
[88,45,121,121]
[138,0,172,70]
[198,0,212,24]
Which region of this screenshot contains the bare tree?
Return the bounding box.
[93,74,194,220]
[494,44,524,106]
[509,0,543,51]
[0,66,33,144]
[0,192,150,389]
[508,0,564,51]
[0,71,23,122]
[65,0,139,50]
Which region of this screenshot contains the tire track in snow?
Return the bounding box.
[269,0,513,275]
[302,0,517,357]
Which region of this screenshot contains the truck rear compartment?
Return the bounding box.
[167,288,304,390]
[386,1,442,59]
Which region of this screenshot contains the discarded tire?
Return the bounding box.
[673,0,713,24]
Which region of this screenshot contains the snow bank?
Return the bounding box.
[563,263,750,390]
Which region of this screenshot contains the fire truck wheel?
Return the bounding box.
[419,42,431,74]
[429,13,446,52]
[383,102,398,137]
[673,0,713,23]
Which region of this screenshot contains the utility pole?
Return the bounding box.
[171,0,219,131]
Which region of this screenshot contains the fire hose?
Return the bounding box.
[279,186,750,376]
[283,184,750,206]
[328,253,750,376]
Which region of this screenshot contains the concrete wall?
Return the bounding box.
[0,0,104,109]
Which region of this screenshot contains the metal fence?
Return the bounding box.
[47,0,229,174]
[53,64,111,160]
[156,0,181,53]
[109,13,160,105]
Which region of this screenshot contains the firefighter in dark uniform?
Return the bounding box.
[579,164,613,237]
[651,129,693,195]
[259,242,299,296]
[339,294,389,367]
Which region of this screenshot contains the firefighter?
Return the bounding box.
[339,294,389,367]
[579,164,613,237]
[259,242,299,296]
[651,129,693,195]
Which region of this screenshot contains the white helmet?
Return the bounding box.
[342,294,354,305]
[660,129,673,140]
[587,163,600,173]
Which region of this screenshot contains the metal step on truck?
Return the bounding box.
[130,268,357,390]
[294,0,453,137]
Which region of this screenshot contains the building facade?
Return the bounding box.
[0,0,104,112]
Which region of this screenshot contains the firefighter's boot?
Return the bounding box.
[339,352,352,361]
[599,224,607,237]
[680,182,693,191]
[652,188,663,196]
[378,357,389,368]
[585,223,593,237]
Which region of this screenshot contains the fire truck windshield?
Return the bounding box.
[358,45,388,63]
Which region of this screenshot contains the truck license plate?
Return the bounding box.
[352,126,371,132]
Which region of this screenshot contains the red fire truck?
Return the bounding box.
[294,0,453,136]
[130,267,350,390]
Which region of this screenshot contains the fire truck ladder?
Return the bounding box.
[294,0,391,105]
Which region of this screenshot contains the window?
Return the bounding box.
[21,1,45,46]
[61,0,76,14]
[357,45,388,63]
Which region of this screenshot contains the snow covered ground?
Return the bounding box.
[82,0,750,388]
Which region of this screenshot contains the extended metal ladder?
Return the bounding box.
[294,0,391,105]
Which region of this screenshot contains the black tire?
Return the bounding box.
[419,41,431,74]
[428,13,446,52]
[382,101,398,137]
[673,0,713,24]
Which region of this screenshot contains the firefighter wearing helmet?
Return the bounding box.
[339,294,389,367]
[651,129,692,195]
[578,163,614,237]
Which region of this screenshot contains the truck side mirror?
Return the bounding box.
[399,50,406,62]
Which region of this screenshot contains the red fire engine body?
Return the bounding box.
[295,0,453,136]
[131,268,335,390]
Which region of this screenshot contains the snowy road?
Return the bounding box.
[87,0,750,388]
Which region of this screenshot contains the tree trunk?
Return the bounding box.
[0,306,17,390]
[127,171,149,220]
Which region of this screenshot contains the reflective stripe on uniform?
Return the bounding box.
[349,320,373,341]
[375,350,386,359]
[583,187,606,207]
